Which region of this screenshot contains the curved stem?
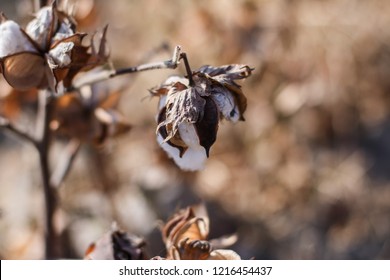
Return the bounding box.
[69,45,182,91]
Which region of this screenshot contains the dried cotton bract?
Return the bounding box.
[0,2,108,92]
[160,205,241,260]
[151,64,252,171]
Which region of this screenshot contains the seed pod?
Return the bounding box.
[152,64,252,171]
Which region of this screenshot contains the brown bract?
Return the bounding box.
[0,2,108,92]
[161,205,241,260]
[196,64,253,121]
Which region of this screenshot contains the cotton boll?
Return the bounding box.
[157,133,207,171]
[0,20,36,57]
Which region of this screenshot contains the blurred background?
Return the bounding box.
[1,0,390,259]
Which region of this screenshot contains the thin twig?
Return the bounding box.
[70,45,182,91]
[0,116,37,145]
[50,138,81,188]
[180,53,194,86]
[114,44,181,75]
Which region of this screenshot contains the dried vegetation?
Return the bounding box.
[1,0,390,259]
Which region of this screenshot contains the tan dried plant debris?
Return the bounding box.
[51,84,130,144]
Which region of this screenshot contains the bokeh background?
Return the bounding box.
[1,0,390,259]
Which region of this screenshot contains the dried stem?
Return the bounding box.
[114,44,181,75]
[1,92,60,259]
[180,53,194,86]
[36,90,60,259]
[70,45,182,90]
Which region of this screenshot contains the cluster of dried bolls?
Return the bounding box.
[85,205,241,260]
[151,64,253,171]
[0,2,129,145]
[0,2,108,92]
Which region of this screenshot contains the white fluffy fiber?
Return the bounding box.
[0,20,36,57]
[26,6,56,50]
[157,131,207,171]
[210,90,240,122]
[48,42,74,67]
[52,21,74,42]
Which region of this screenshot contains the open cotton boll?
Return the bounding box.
[26,7,57,50]
[157,133,207,171]
[0,20,36,57]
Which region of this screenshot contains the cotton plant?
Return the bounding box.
[0,0,253,259]
[0,2,114,259]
